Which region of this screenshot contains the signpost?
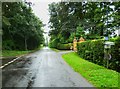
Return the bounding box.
[104,41,115,68]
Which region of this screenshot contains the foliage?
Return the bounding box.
[109,37,120,71]
[2,2,44,50]
[75,25,85,40]
[62,52,119,88]
[77,37,120,72]
[2,40,15,50]
[68,33,75,43]
[49,39,72,50]
[49,38,59,48]
[2,50,31,57]
[57,43,72,50]
[48,2,119,44]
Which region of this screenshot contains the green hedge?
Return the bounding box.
[109,37,120,71]
[49,38,59,48]
[57,43,72,50]
[77,37,120,72]
[49,39,72,50]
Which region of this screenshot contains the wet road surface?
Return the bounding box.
[2,47,94,88]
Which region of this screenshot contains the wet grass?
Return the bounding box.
[2,50,32,57]
[2,46,44,58]
[62,52,120,88]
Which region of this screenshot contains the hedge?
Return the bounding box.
[77,37,120,72]
[57,43,72,50]
[49,39,72,50]
[49,38,59,48]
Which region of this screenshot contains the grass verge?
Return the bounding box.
[2,50,32,57]
[2,46,44,58]
[62,52,120,88]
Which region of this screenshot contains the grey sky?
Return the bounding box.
[30,0,61,40]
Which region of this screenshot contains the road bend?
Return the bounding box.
[2,47,94,88]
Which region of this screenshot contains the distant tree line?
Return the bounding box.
[2,1,44,50]
[48,2,120,44]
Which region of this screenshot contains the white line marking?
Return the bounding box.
[0,56,23,69]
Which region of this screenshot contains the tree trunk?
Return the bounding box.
[100,25,103,36]
[25,36,27,51]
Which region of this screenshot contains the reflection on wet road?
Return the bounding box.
[2,47,94,87]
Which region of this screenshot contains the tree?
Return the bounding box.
[2,1,44,50]
[75,25,85,40]
[48,2,119,46]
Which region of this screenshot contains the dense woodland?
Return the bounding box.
[48,2,120,46]
[2,1,44,50]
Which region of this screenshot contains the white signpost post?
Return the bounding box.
[104,41,115,68]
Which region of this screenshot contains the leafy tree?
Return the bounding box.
[2,1,44,50]
[48,2,119,47]
[75,25,85,40]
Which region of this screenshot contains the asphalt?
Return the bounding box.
[2,47,94,88]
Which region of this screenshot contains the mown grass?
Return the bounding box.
[2,50,32,57]
[62,52,120,88]
[1,46,44,57]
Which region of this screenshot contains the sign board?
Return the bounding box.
[104,41,115,45]
[104,41,115,49]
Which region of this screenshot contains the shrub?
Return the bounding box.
[77,40,104,63]
[57,43,72,50]
[49,38,72,50]
[109,37,120,72]
[77,37,120,72]
[49,38,59,48]
[2,40,15,50]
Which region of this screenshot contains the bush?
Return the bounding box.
[77,40,104,63]
[57,43,72,50]
[49,38,72,50]
[2,40,15,50]
[49,38,59,48]
[77,37,120,72]
[109,37,120,72]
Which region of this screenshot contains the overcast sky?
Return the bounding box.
[29,0,61,40]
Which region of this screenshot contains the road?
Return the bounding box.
[2,47,94,88]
